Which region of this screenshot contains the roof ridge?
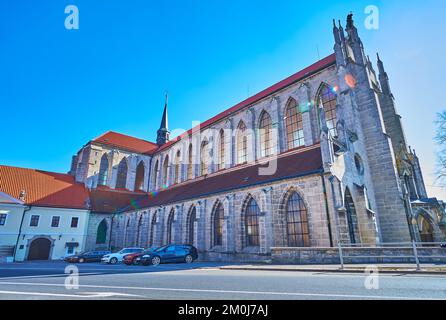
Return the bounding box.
[0,164,70,177]
[157,54,336,152]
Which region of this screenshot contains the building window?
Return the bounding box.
[149,213,157,246]
[71,217,79,228]
[134,161,145,191]
[259,111,273,157]
[187,144,193,180]
[318,84,338,138]
[285,98,305,150]
[345,188,358,244]
[98,154,109,186]
[162,155,170,188]
[51,216,60,228]
[187,207,196,245]
[354,154,364,175]
[0,214,7,226]
[152,160,159,189]
[115,158,128,189]
[237,121,248,164]
[213,203,224,247]
[136,216,143,247]
[175,150,181,184]
[30,215,40,227]
[218,130,225,171]
[166,210,174,244]
[201,139,210,176]
[285,192,310,247]
[245,198,260,247]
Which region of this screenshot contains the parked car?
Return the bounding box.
[140,245,198,266]
[64,251,111,263]
[441,243,446,248]
[101,248,145,264]
[123,249,155,266]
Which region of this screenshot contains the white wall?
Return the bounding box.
[0,203,24,248]
[14,207,90,261]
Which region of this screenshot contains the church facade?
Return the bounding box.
[52,14,446,260]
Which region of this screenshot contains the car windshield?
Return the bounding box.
[154,246,168,252]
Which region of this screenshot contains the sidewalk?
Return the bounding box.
[216,263,446,275]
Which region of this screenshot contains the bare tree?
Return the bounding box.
[435,111,446,185]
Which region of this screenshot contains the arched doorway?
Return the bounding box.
[419,215,434,243]
[28,238,52,261]
[96,219,108,245]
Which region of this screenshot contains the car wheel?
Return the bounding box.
[109,257,118,265]
[78,258,85,263]
[151,256,161,266]
[185,255,193,264]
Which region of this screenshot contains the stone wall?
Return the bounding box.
[271,247,446,265]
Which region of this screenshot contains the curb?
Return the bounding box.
[218,266,446,275]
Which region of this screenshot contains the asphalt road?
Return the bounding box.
[0,261,445,300]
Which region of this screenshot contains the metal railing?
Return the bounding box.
[337,241,446,271]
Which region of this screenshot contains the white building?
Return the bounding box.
[0,165,90,261]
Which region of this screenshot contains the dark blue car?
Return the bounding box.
[140,245,198,266]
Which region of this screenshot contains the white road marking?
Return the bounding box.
[0,281,440,300]
[0,273,101,280]
[0,290,142,299]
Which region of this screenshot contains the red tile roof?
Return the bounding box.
[120,145,323,212]
[157,54,336,152]
[0,165,90,209]
[89,188,146,213]
[92,131,158,155]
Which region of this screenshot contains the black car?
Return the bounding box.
[64,250,111,263]
[140,245,198,266]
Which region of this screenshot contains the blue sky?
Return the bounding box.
[1,0,445,198]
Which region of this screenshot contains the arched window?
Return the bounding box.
[166,210,175,244]
[237,121,248,164]
[174,150,181,184]
[217,130,225,170]
[285,99,305,150]
[152,160,159,190]
[96,219,107,244]
[245,197,260,247]
[149,213,157,247]
[124,218,130,246]
[134,161,145,191]
[116,158,128,189]
[98,154,109,186]
[187,207,197,245]
[345,188,358,244]
[259,111,273,157]
[318,84,338,138]
[136,215,143,247]
[201,139,210,176]
[162,155,169,188]
[213,203,224,247]
[187,143,193,180]
[285,192,309,247]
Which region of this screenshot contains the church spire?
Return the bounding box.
[345,13,366,65]
[156,93,170,146]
